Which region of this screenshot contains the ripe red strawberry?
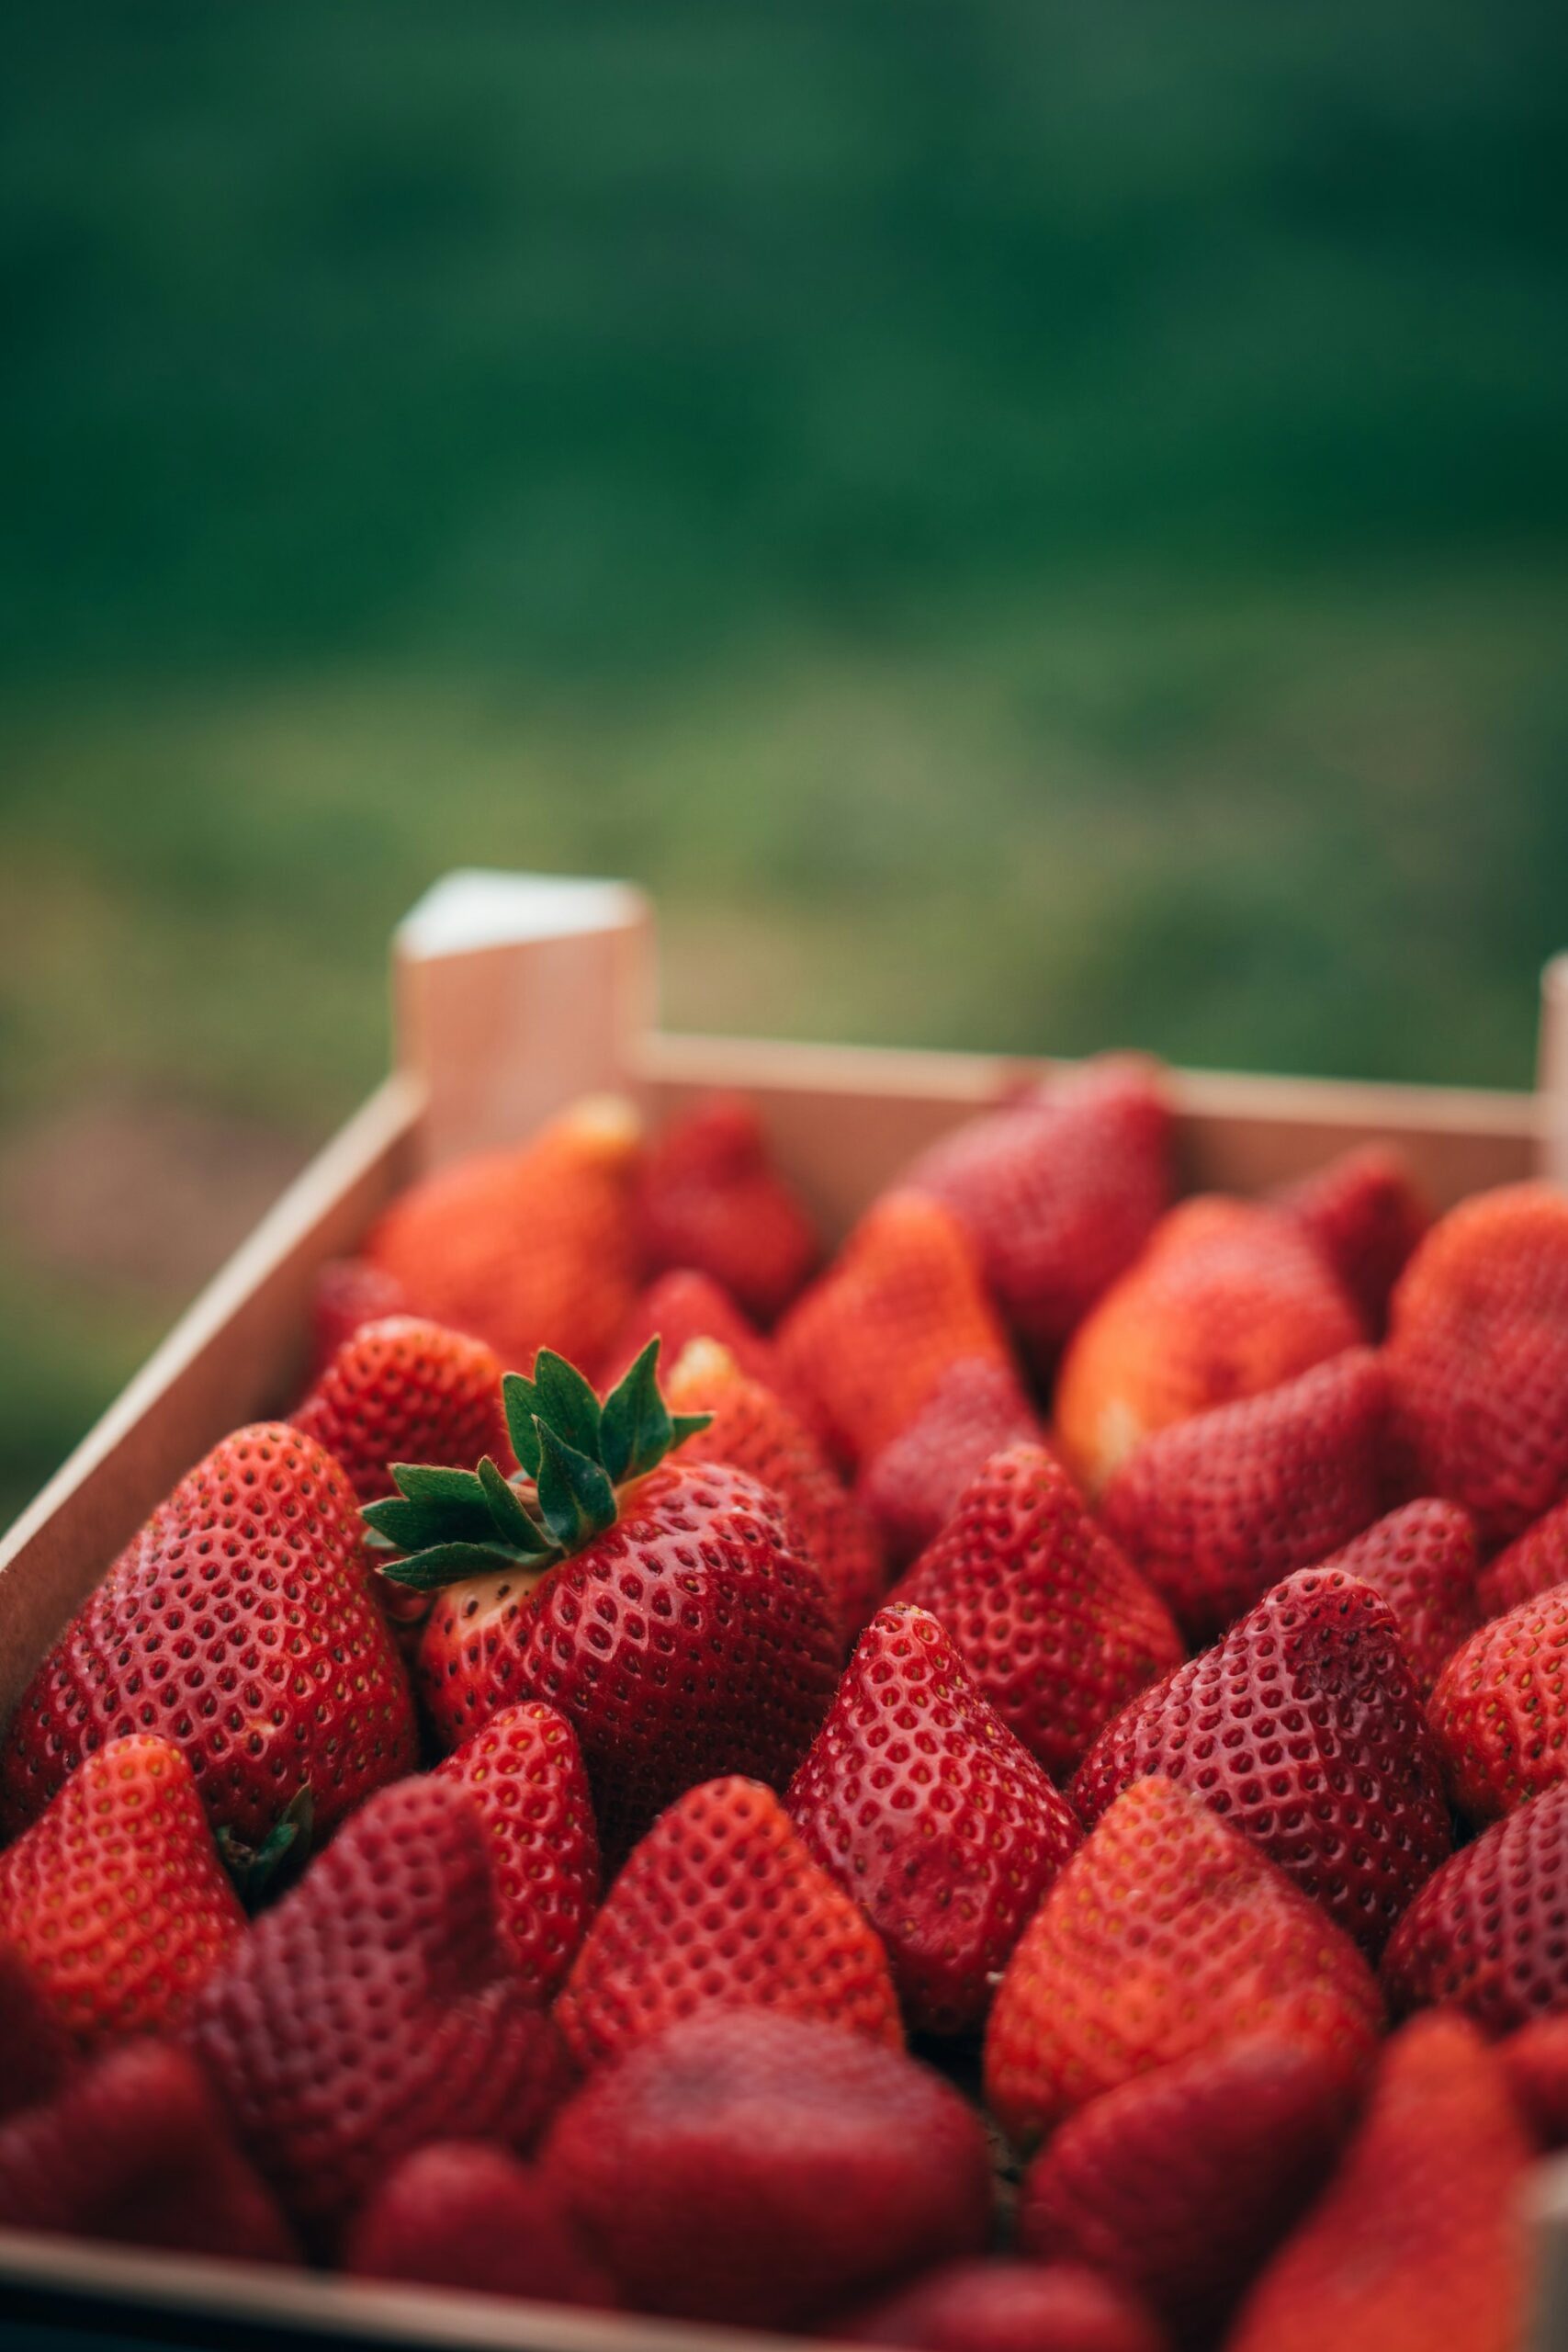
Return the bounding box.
[1225,2013,1530,2352]
[185,1774,570,2249]
[775,1191,1016,1468]
[307,1254,407,1381]
[663,1335,886,1647]
[434,1701,600,2004]
[857,1357,1043,1568]
[1313,1498,1480,1693]
[1097,1348,1388,1644]
[982,1775,1382,2149]
[1273,1143,1429,1334]
[0,1423,417,1850]
[291,1315,511,1502]
[1055,1197,1362,1494]
[1427,1585,1568,1822]
[364,1093,644,1374]
[786,1607,1081,2035]
[343,2141,615,2307]
[904,1056,1173,1377]
[888,1444,1182,1781]
[1017,2032,1356,2345]
[553,1775,901,2070]
[541,2007,994,2327]
[1382,1781,1568,2031]
[1477,1490,1568,1617]
[1498,2014,1568,2148]
[0,1940,72,2120]
[1385,1179,1568,1546]
[0,2037,297,2265]
[0,1735,246,2046]
[378,1344,840,1857]
[637,1091,820,1325]
[832,2260,1168,2352]
[1072,1567,1451,1956]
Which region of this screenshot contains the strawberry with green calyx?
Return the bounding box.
[370,1341,841,1858]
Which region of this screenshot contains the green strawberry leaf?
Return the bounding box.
[671,1411,716,1451]
[502,1372,545,1479]
[217,1784,315,1914]
[535,1417,618,1551]
[378,1540,534,1592]
[534,1349,604,1460]
[600,1338,665,1483]
[363,1493,494,1555]
[392,1463,492,1511]
[478,1453,550,1553]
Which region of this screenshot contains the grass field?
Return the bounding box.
[1,3,1565,1523]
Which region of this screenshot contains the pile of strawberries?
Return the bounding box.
[3,1066,1567,2352]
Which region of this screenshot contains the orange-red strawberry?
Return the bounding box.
[1072,1567,1451,1956]
[775,1191,1015,1468]
[1382,1781,1568,2031]
[1384,1179,1568,1546]
[1478,1490,1568,1617]
[0,2038,297,2265]
[1498,2014,1568,2148]
[1225,2013,1530,2352]
[307,1254,407,1381]
[0,1940,72,2119]
[1055,1197,1362,1494]
[1017,2033,1355,2346]
[982,1776,1382,2150]
[888,1445,1183,1781]
[344,2141,615,2307]
[664,1335,886,1647]
[1427,1585,1568,1823]
[364,1093,643,1374]
[637,1091,820,1325]
[857,1357,1043,1568]
[0,1735,246,2047]
[541,2007,994,2327]
[786,1607,1080,2034]
[553,1775,901,2071]
[1098,1348,1388,1644]
[1273,1143,1429,1334]
[434,1701,600,2004]
[186,1774,570,2250]
[1313,1498,1480,1694]
[290,1315,511,1502]
[833,2260,1168,2352]
[904,1057,1172,1378]
[0,1423,417,1851]
[382,1345,840,1857]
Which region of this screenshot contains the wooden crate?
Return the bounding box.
[2,867,1565,2351]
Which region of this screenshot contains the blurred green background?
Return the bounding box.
[2,2,1566,1524]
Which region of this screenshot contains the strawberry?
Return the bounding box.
[0,1735,246,2046]
[0,1940,72,2119]
[373,1343,840,1857]
[1097,1347,1388,1644]
[636,1091,820,1325]
[0,1423,417,1851]
[599,1263,787,1394]
[775,1191,1016,1468]
[663,1335,886,1648]
[434,1701,600,2004]
[887,1445,1183,1781]
[857,1356,1043,1568]
[1273,1143,1429,1334]
[832,2260,1168,2352]
[982,1775,1382,2150]
[1055,1197,1362,1495]
[343,2141,615,2307]
[1382,1781,1568,2031]
[904,1056,1173,1377]
[364,1093,643,1374]
[1427,1585,1568,1822]
[1384,1179,1568,1546]
[185,1774,570,2249]
[1225,2013,1530,2352]
[0,2037,297,2265]
[307,1254,407,1381]
[1071,1567,1451,1956]
[786,1606,1081,2034]
[553,1775,902,2070]
[540,2007,994,2327]
[1313,1498,1480,1694]
[291,1315,511,1502]
[1477,1490,1568,1617]
[1498,2014,1568,2148]
[1017,2032,1356,2345]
